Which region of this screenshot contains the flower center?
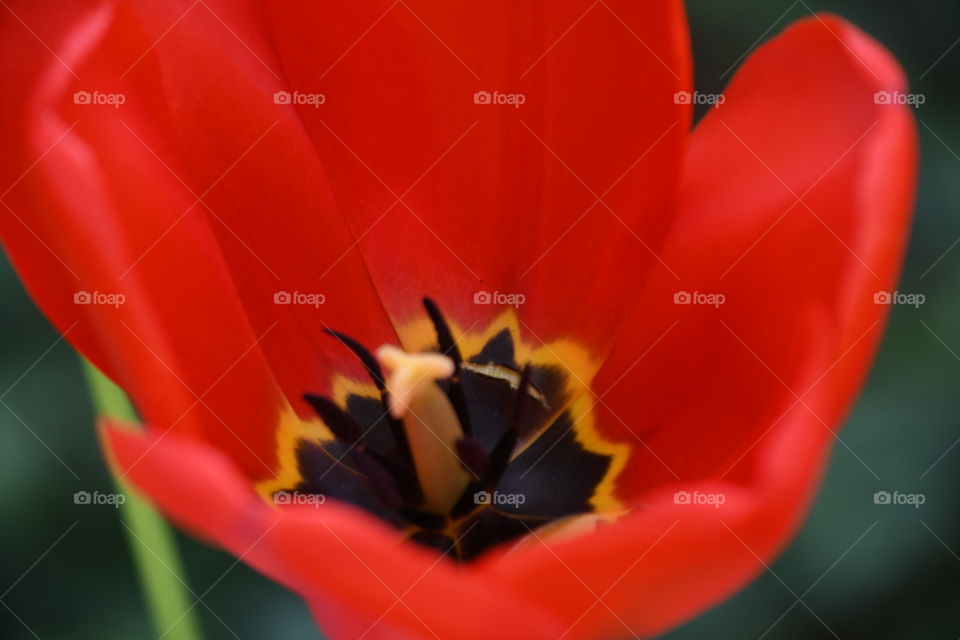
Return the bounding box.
[266,298,628,561]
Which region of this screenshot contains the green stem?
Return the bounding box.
[83,361,204,640]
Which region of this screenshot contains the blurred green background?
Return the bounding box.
[2,1,958,638]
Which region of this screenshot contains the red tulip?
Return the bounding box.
[0,1,916,638]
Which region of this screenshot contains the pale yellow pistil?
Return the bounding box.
[376,345,471,514]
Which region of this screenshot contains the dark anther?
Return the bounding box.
[455,436,489,478]
[422,297,473,437]
[323,329,387,390]
[349,450,404,509]
[304,392,418,506]
[304,393,363,445]
[483,364,532,489]
[324,328,412,462]
[422,298,462,367]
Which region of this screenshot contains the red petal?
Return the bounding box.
[495,15,916,636]
[0,1,288,478]
[263,0,692,352]
[110,0,400,408]
[598,13,917,495]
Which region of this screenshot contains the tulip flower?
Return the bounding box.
[0,1,916,638]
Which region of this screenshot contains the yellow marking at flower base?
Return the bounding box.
[258,370,404,502]
[255,403,327,501]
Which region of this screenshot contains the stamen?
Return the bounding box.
[349,450,404,509]
[422,298,462,368]
[303,393,405,508]
[376,345,471,513]
[423,297,474,436]
[324,329,388,389]
[324,329,412,463]
[483,364,532,489]
[303,393,363,445]
[460,362,549,408]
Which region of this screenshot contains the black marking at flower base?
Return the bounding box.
[283,299,614,562]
